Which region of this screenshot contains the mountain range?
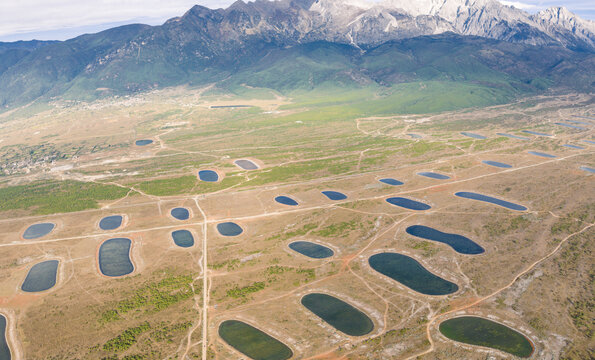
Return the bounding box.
[0,0,594,109]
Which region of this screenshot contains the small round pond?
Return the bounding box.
[275,196,298,206]
[198,170,219,182]
[22,223,55,240]
[289,241,334,259]
[234,159,259,170]
[217,222,243,237]
[321,191,347,201]
[172,230,194,248]
[417,172,450,180]
[21,260,59,293]
[482,160,512,169]
[171,207,190,221]
[218,320,293,360]
[368,253,458,295]
[439,316,534,358]
[301,293,374,336]
[99,215,123,230]
[406,225,484,255]
[135,139,153,146]
[386,197,431,211]
[455,192,527,211]
[379,178,404,186]
[98,238,134,277]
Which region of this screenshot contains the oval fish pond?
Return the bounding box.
[379,178,404,186]
[235,159,259,170]
[321,191,347,201]
[135,139,153,146]
[455,192,527,211]
[406,225,484,255]
[580,166,595,173]
[528,151,556,158]
[301,293,374,336]
[0,315,10,360]
[563,144,585,149]
[460,132,487,140]
[98,238,134,277]
[22,223,55,240]
[99,215,123,230]
[218,320,293,360]
[417,172,450,180]
[21,260,59,293]
[583,140,595,145]
[407,133,422,139]
[274,196,299,206]
[171,230,194,248]
[217,222,243,237]
[171,207,190,220]
[555,122,585,130]
[522,130,552,137]
[482,160,512,169]
[496,133,529,140]
[289,241,334,259]
[439,316,534,358]
[368,253,458,295]
[198,170,219,182]
[386,197,431,211]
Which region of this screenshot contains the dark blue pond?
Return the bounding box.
[460,132,487,140]
[322,191,347,201]
[580,166,595,173]
[135,139,153,146]
[99,215,123,230]
[522,130,552,137]
[496,133,529,141]
[555,122,585,130]
[98,238,134,277]
[418,172,450,180]
[369,253,458,295]
[22,223,55,240]
[379,178,404,186]
[568,119,589,125]
[217,222,243,237]
[386,197,431,211]
[407,133,422,139]
[482,160,512,169]
[234,159,259,170]
[275,196,298,206]
[289,241,334,259]
[301,293,374,336]
[198,170,219,182]
[528,151,556,158]
[563,144,585,149]
[172,230,194,248]
[0,315,9,360]
[171,207,190,220]
[21,260,59,292]
[455,192,527,211]
[572,115,595,121]
[583,140,595,145]
[406,225,484,255]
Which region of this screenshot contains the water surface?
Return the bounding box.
[369,253,458,295]
[218,320,293,360]
[322,191,347,201]
[275,196,298,206]
[528,151,556,158]
[460,132,487,140]
[555,122,585,130]
[407,133,422,139]
[563,144,585,149]
[522,130,552,137]
[217,222,243,237]
[482,160,512,169]
[301,293,374,336]
[235,159,259,170]
[23,223,55,240]
[289,241,334,259]
[172,230,194,248]
[417,172,450,180]
[21,260,59,292]
[171,208,190,220]
[379,178,404,186]
[496,133,529,141]
[0,315,10,360]
[406,225,484,255]
[455,192,527,211]
[98,238,134,277]
[439,317,533,358]
[583,140,595,145]
[580,166,595,173]
[386,197,431,211]
[99,215,123,230]
[135,139,153,146]
[198,170,219,182]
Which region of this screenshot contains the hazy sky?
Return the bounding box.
[0,0,592,42]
